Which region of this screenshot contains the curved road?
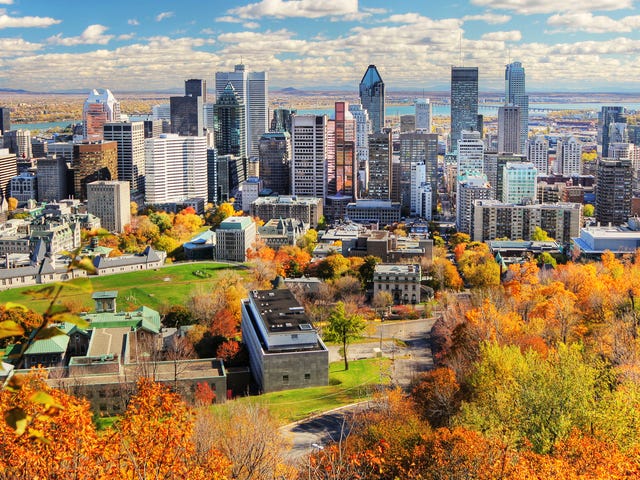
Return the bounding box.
[281,317,436,462]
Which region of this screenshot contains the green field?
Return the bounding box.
[235,358,391,424]
[0,262,247,313]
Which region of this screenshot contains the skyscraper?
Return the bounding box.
[170,79,205,137]
[87,180,131,233]
[0,107,10,134]
[83,89,121,141]
[103,121,145,195]
[214,82,246,158]
[502,162,537,204]
[348,103,371,197]
[3,130,31,159]
[505,61,529,153]
[71,141,118,201]
[367,132,392,200]
[450,67,479,150]
[596,158,632,226]
[526,135,549,175]
[145,134,207,205]
[555,136,582,176]
[399,133,438,214]
[215,64,268,158]
[457,130,484,178]
[600,106,626,158]
[359,65,385,133]
[497,105,521,154]
[326,102,357,220]
[291,114,327,199]
[258,132,291,195]
[0,148,17,200]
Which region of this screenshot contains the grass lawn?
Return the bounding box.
[234,357,391,424]
[0,262,247,313]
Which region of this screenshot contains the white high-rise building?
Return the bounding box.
[456,174,491,234]
[203,103,215,131]
[3,129,31,159]
[103,122,145,195]
[609,142,630,161]
[83,89,120,140]
[555,136,582,175]
[502,162,537,204]
[457,130,485,178]
[415,98,432,132]
[290,115,327,199]
[144,134,207,205]
[410,162,426,216]
[416,183,432,220]
[87,180,131,233]
[526,135,549,175]
[349,103,371,195]
[215,64,268,158]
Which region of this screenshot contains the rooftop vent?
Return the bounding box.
[299,323,313,331]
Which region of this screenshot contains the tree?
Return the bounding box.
[372,291,393,318]
[7,197,18,211]
[531,226,553,241]
[324,301,366,370]
[448,232,470,249]
[359,255,381,287]
[209,202,238,228]
[297,228,318,254]
[583,203,595,217]
[314,254,350,280]
[411,367,461,427]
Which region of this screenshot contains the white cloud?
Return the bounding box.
[228,0,359,19]
[155,11,174,22]
[201,28,216,34]
[0,13,61,29]
[462,13,511,24]
[243,21,260,29]
[127,19,139,26]
[0,0,13,4]
[47,24,114,46]
[118,33,135,41]
[547,12,640,33]
[216,15,244,23]
[470,0,632,14]
[0,37,41,54]
[481,30,521,41]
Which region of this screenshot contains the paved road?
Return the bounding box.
[282,318,436,462]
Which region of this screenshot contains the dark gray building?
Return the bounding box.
[258,132,290,195]
[600,106,626,158]
[596,158,632,226]
[170,79,206,137]
[0,107,10,134]
[359,65,385,133]
[450,67,479,150]
[399,132,438,213]
[241,289,328,393]
[367,131,392,200]
[215,83,246,158]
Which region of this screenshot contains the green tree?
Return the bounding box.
[531,226,553,241]
[358,255,381,287]
[297,229,318,254]
[538,251,557,268]
[583,204,595,217]
[324,301,366,371]
[315,254,350,280]
[448,232,470,249]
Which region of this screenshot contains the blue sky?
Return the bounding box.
[1,0,640,92]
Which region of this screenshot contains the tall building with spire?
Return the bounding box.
[450,67,479,151]
[215,64,268,158]
[505,62,529,153]
[359,65,385,133]
[214,82,246,158]
[83,89,121,141]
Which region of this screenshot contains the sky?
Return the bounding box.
[1,0,640,93]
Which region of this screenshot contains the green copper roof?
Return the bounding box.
[24,334,70,355]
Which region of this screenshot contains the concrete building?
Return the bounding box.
[416,183,433,220]
[451,67,479,150]
[215,64,268,158]
[3,129,31,159]
[291,114,327,199]
[0,106,10,133]
[502,162,537,204]
[373,264,421,305]
[572,219,640,257]
[472,199,582,244]
[144,134,207,205]
[46,142,74,162]
[367,131,392,200]
[71,141,118,201]
[87,180,131,233]
[483,152,527,201]
[400,115,415,133]
[526,135,549,175]
[241,289,328,393]
[498,105,521,154]
[457,174,491,234]
[103,121,145,196]
[346,199,401,226]
[415,98,432,132]
[600,106,626,158]
[410,162,426,217]
[83,89,121,141]
[400,132,438,213]
[36,156,68,202]
[251,195,323,228]
[457,130,484,177]
[258,218,307,248]
[348,103,371,197]
[340,227,433,263]
[170,79,206,137]
[240,176,262,212]
[596,158,632,226]
[9,172,37,204]
[359,65,385,133]
[0,148,17,199]
[555,136,582,176]
[215,216,256,262]
[258,132,290,195]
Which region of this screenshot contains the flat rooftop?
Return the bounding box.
[249,289,314,333]
[375,264,420,275]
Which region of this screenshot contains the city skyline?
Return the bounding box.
[0,0,639,92]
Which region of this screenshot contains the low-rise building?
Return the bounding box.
[572,219,640,258]
[215,216,256,262]
[92,246,166,275]
[258,218,307,248]
[345,199,401,226]
[373,263,422,304]
[251,195,323,228]
[241,289,328,393]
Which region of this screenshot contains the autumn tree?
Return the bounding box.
[324,301,366,370]
[531,226,553,241]
[411,367,461,427]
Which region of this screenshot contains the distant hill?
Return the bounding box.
[276,87,310,96]
[0,88,31,94]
